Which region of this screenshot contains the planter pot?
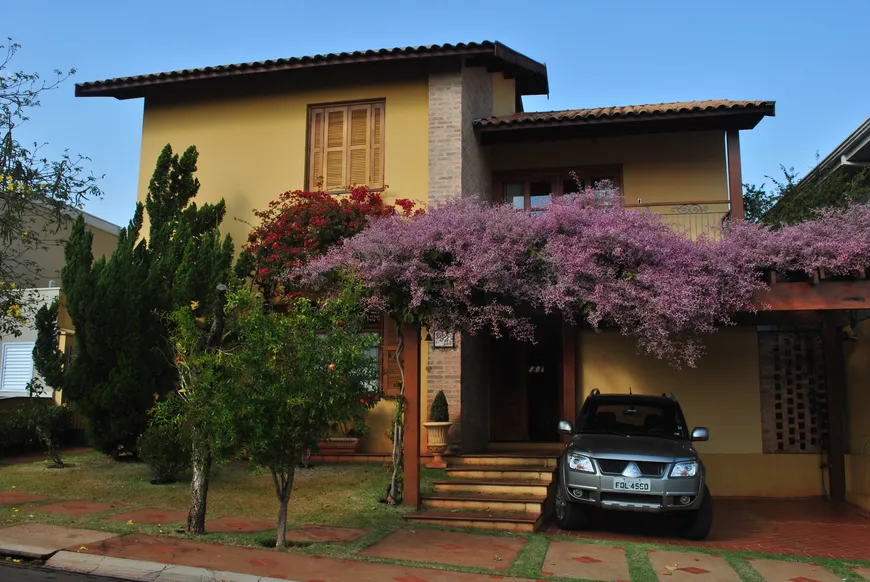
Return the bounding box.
[423,421,452,469]
[316,437,360,455]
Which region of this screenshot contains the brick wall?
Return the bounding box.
[427,71,463,204]
[426,65,497,449]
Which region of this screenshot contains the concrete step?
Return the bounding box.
[445,465,555,482]
[421,492,547,515]
[432,479,550,497]
[448,454,558,468]
[403,510,543,533]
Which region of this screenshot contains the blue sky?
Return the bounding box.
[6,0,869,227]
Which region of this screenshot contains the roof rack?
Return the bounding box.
[661,392,677,401]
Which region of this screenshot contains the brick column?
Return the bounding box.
[426,65,495,450]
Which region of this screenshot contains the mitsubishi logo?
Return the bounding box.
[622,462,643,478]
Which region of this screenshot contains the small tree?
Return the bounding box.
[165,285,238,534]
[229,282,378,547]
[430,391,449,422]
[25,298,68,467]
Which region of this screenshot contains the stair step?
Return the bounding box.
[404,510,542,533]
[433,479,550,496]
[449,454,558,468]
[421,492,546,515]
[445,465,554,482]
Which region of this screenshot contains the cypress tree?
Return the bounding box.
[61,144,233,455]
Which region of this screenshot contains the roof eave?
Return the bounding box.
[475,104,776,133]
[798,116,870,185]
[75,41,549,100]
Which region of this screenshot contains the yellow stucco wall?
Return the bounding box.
[577,327,825,498]
[491,75,516,117]
[488,131,729,205]
[137,78,430,247]
[844,318,870,510]
[137,78,430,455]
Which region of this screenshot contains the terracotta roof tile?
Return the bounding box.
[475,100,775,127]
[76,41,548,99]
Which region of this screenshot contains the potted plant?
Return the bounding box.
[317,413,370,455]
[423,390,452,468]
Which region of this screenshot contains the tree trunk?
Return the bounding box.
[187,438,212,535]
[389,317,405,503]
[272,465,295,549]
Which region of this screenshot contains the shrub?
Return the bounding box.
[21,382,69,467]
[137,423,191,484]
[0,408,39,451]
[430,391,449,422]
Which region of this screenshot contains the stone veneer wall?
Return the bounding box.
[426,64,495,448]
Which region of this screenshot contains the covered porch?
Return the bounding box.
[401,272,870,531]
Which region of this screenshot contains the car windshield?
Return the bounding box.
[576,398,689,440]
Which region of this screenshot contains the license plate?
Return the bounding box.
[612,477,651,491]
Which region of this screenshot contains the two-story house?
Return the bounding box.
[77,41,869,531]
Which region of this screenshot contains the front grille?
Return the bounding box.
[601,492,660,504]
[596,459,666,477]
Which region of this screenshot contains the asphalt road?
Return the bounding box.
[0,563,127,582]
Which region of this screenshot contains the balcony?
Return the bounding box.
[625,200,731,240]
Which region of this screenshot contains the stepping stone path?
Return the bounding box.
[647,550,741,582]
[0,490,49,506]
[73,534,528,581]
[32,500,123,516]
[360,528,526,571]
[0,523,117,559]
[206,516,274,533]
[541,540,630,580]
[746,559,842,582]
[285,524,369,543]
[102,508,189,525]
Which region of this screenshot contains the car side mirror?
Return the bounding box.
[691,427,709,442]
[558,420,573,435]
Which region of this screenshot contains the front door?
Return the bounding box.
[489,318,562,442]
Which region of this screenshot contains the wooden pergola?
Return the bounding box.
[400,272,870,507]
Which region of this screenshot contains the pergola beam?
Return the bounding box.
[756,280,870,311]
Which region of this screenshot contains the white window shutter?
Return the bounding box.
[1,343,35,393]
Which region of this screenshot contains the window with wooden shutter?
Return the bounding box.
[308,101,385,192]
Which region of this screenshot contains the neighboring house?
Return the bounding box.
[801,116,870,184]
[0,210,119,403]
[77,41,869,527]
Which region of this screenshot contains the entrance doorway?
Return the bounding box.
[489,317,562,442]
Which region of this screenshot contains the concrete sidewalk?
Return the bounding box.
[47,551,296,582]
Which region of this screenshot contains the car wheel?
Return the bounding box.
[554,478,588,530]
[676,485,713,540]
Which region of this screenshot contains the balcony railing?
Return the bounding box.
[624,200,731,240]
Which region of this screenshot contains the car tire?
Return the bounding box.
[677,485,713,540]
[554,479,588,530]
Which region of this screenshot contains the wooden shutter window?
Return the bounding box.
[370,103,385,189]
[308,110,324,189]
[308,101,385,192]
[348,106,370,186]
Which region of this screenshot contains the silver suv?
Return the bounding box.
[554,391,712,540]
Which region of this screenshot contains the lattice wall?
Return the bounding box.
[758,330,829,453]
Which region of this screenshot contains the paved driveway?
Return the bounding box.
[543,498,870,559]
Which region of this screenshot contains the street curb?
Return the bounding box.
[47,551,300,582]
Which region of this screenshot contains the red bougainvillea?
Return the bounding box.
[239,186,420,299]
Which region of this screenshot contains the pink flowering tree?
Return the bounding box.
[298,188,870,499]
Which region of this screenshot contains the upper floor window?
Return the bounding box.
[308,101,385,192]
[495,166,622,213]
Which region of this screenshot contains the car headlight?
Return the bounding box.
[567,453,594,473]
[670,461,698,478]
